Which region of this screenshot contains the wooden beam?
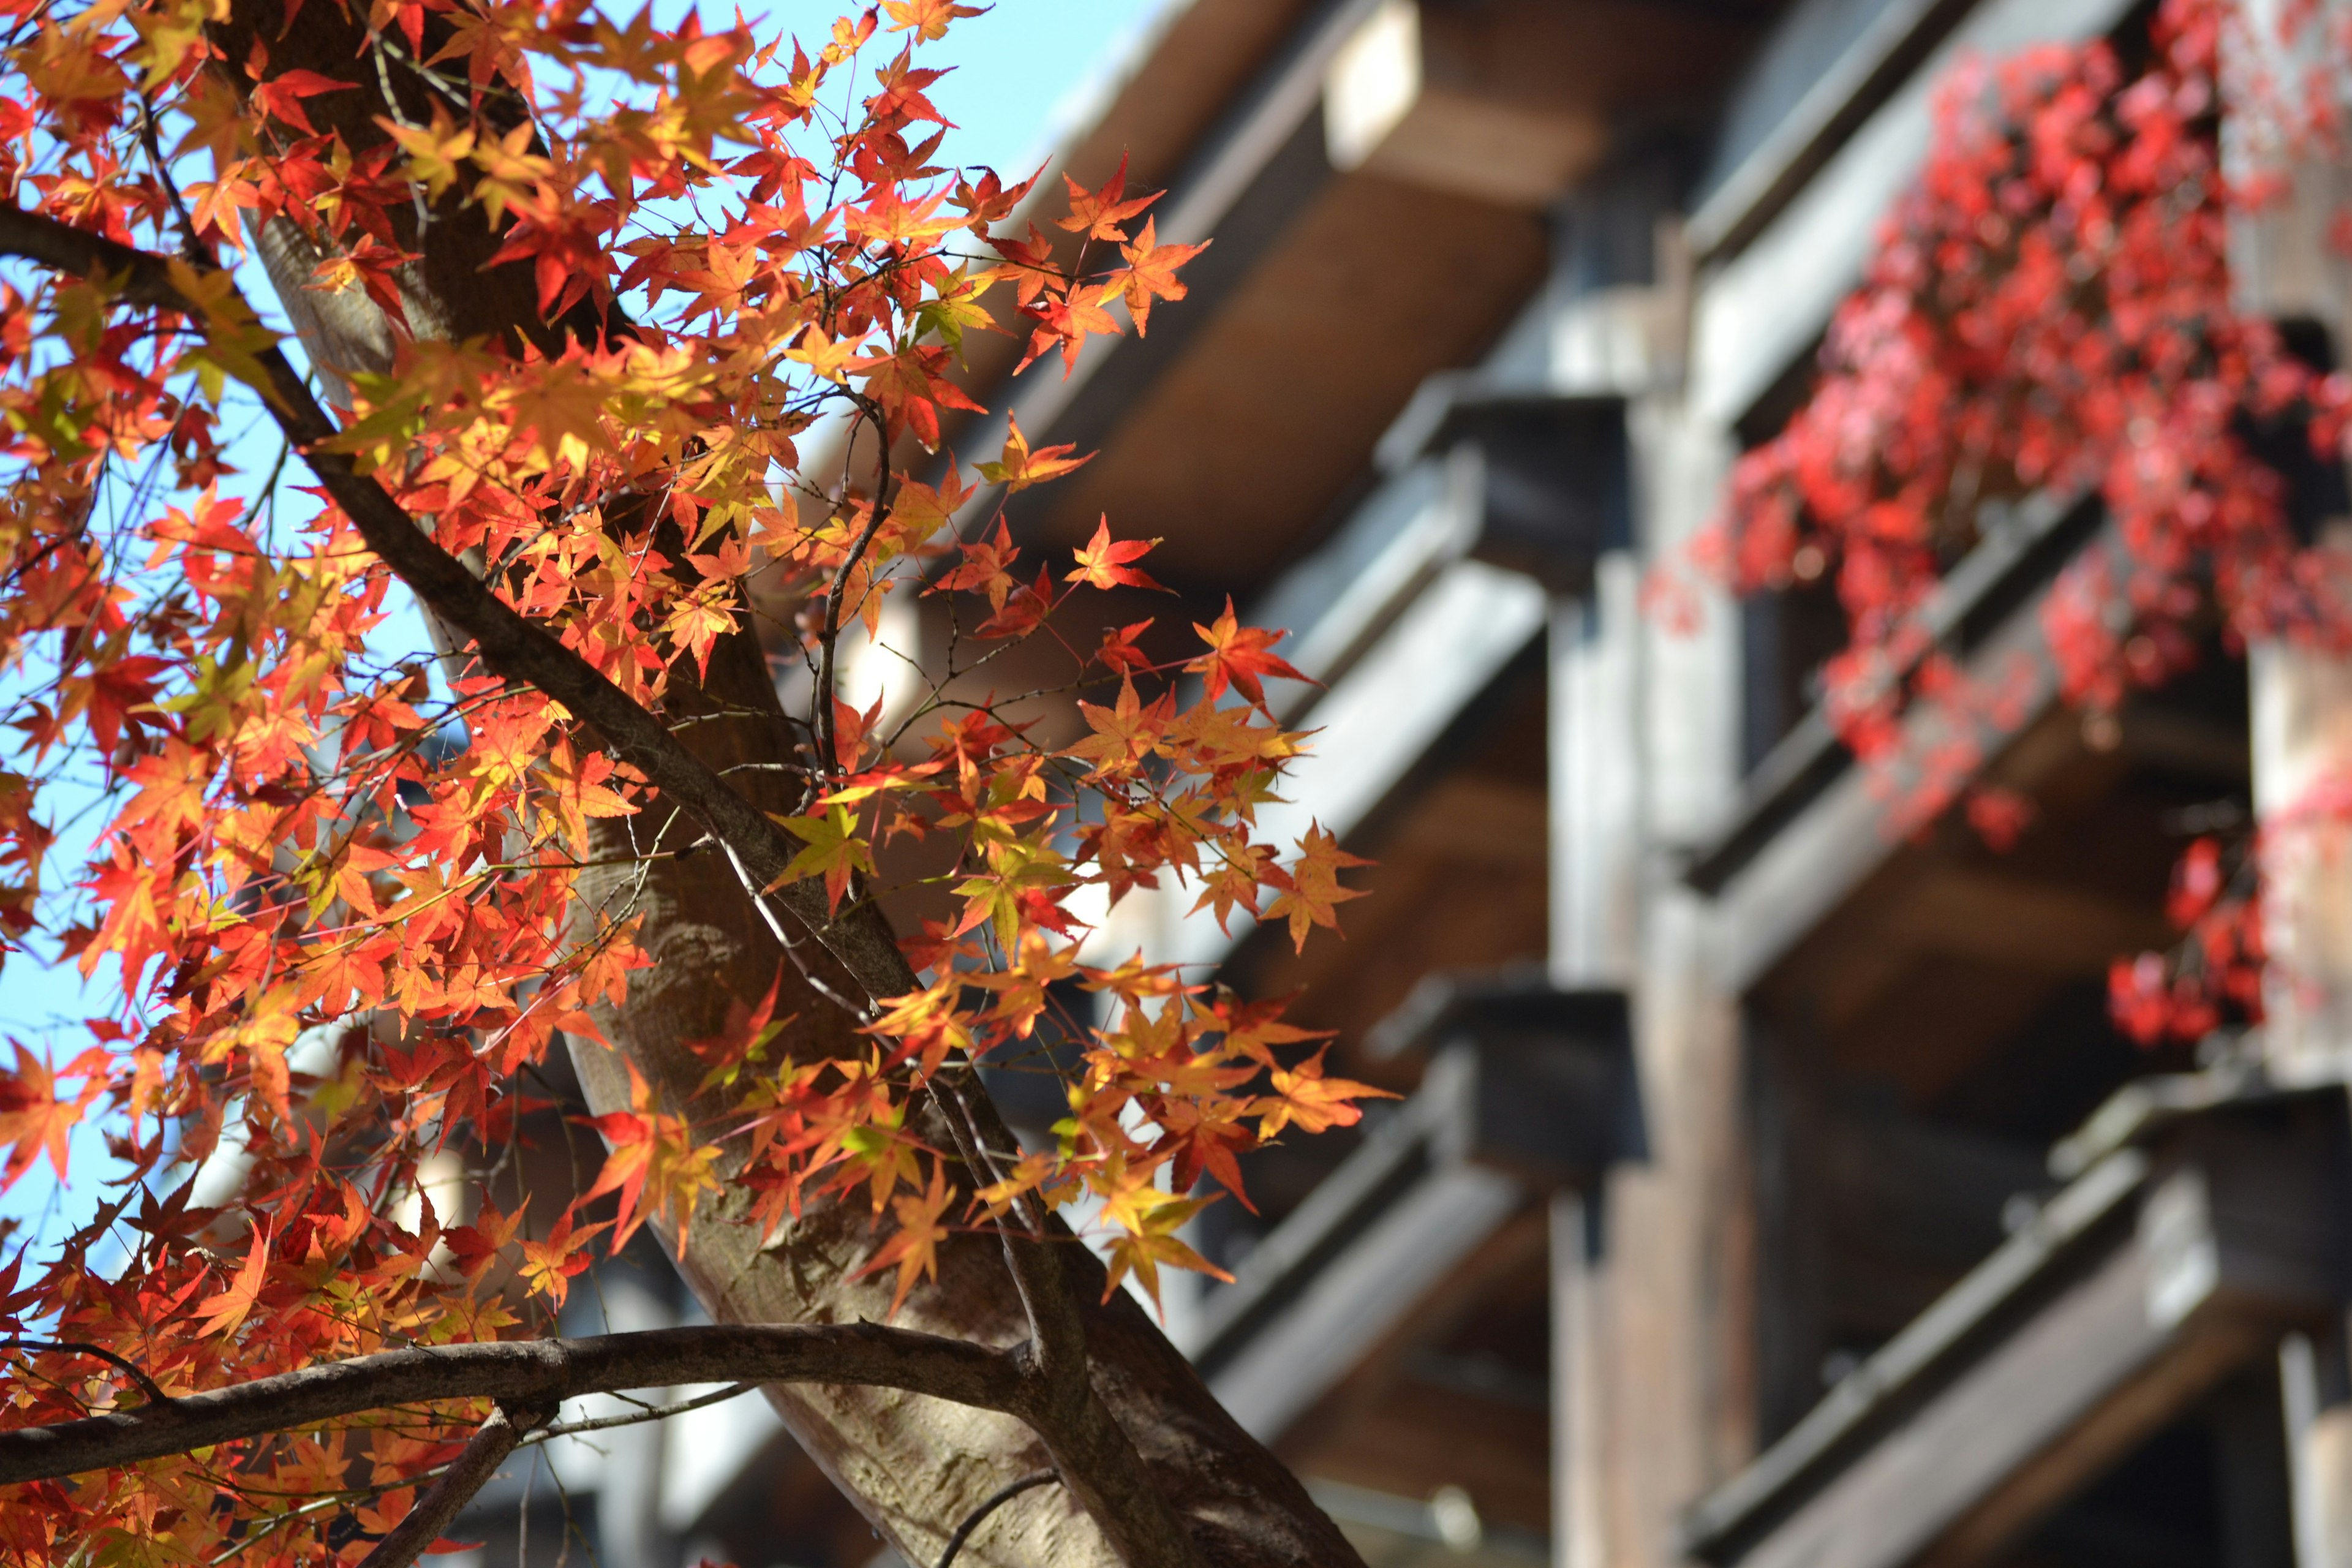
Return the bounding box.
[1687,0,1977,262]
[1207,1164,1524,1441]
[1324,0,1603,207]
[1888,867,2173,976]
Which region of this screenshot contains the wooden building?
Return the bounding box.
[475,1,2352,1564]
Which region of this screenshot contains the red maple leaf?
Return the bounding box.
[1185,598,1311,711]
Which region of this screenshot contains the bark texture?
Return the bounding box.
[200,3,1367,1564]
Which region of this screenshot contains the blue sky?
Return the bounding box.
[0,0,1175,1238]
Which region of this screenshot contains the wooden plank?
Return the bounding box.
[1712,567,2062,993]
[1682,1151,2151,1554]
[1687,0,1977,262]
[1552,554,1642,986]
[1208,1163,1523,1440]
[1554,1191,1611,1568]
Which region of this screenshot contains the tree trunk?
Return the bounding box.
[210,4,1365,1564]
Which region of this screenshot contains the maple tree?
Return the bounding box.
[0,1,1389,1564]
[1704,0,2352,1050]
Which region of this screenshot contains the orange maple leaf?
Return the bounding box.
[1265,823,1373,952]
[1066,516,1165,592]
[519,1208,612,1309]
[247,67,352,136]
[0,1042,97,1191]
[1091,1164,1232,1308]
[976,412,1092,493]
[933,516,1022,610]
[1057,151,1159,243]
[881,0,984,42]
[1255,1047,1393,1140]
[1066,679,1174,779]
[1105,217,1207,336]
[1020,290,1120,377]
[585,1066,723,1255]
[769,802,877,913]
[1185,598,1312,711]
[850,1159,955,1317]
[441,1198,529,1286]
[1096,617,1156,675]
[192,1226,272,1339]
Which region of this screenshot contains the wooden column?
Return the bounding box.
[2253,639,2352,1074]
[2231,2,2352,1550]
[1554,1193,1611,1568]
[1551,553,1643,989]
[1597,392,1748,1568]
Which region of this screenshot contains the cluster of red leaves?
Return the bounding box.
[2109,833,2265,1043]
[1708,0,2352,1043]
[0,0,1376,1553]
[1710,0,2352,826]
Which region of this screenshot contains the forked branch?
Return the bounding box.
[351,1401,546,1568]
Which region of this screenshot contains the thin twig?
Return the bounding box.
[538,1379,757,1439]
[815,393,896,771]
[938,1470,1058,1568]
[3,1337,173,1410]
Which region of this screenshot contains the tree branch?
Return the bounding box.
[0,1322,1020,1485]
[352,1401,544,1568]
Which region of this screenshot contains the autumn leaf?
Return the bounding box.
[1066,516,1165,592]
[584,1066,724,1255]
[247,67,352,135]
[933,516,1022,609]
[788,324,863,383]
[849,1159,954,1317]
[1057,151,1159,243]
[976,412,1091,492]
[441,1198,528,1286]
[192,1226,272,1339]
[769,802,878,913]
[1066,679,1173,779]
[1104,217,1206,336]
[1254,1048,1393,1140]
[1019,289,1122,376]
[688,969,796,1093]
[0,1042,96,1191]
[1185,598,1312,711]
[1264,823,1372,952]
[1096,618,1156,675]
[519,1208,612,1309]
[882,0,985,43]
[1092,1173,1230,1308]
